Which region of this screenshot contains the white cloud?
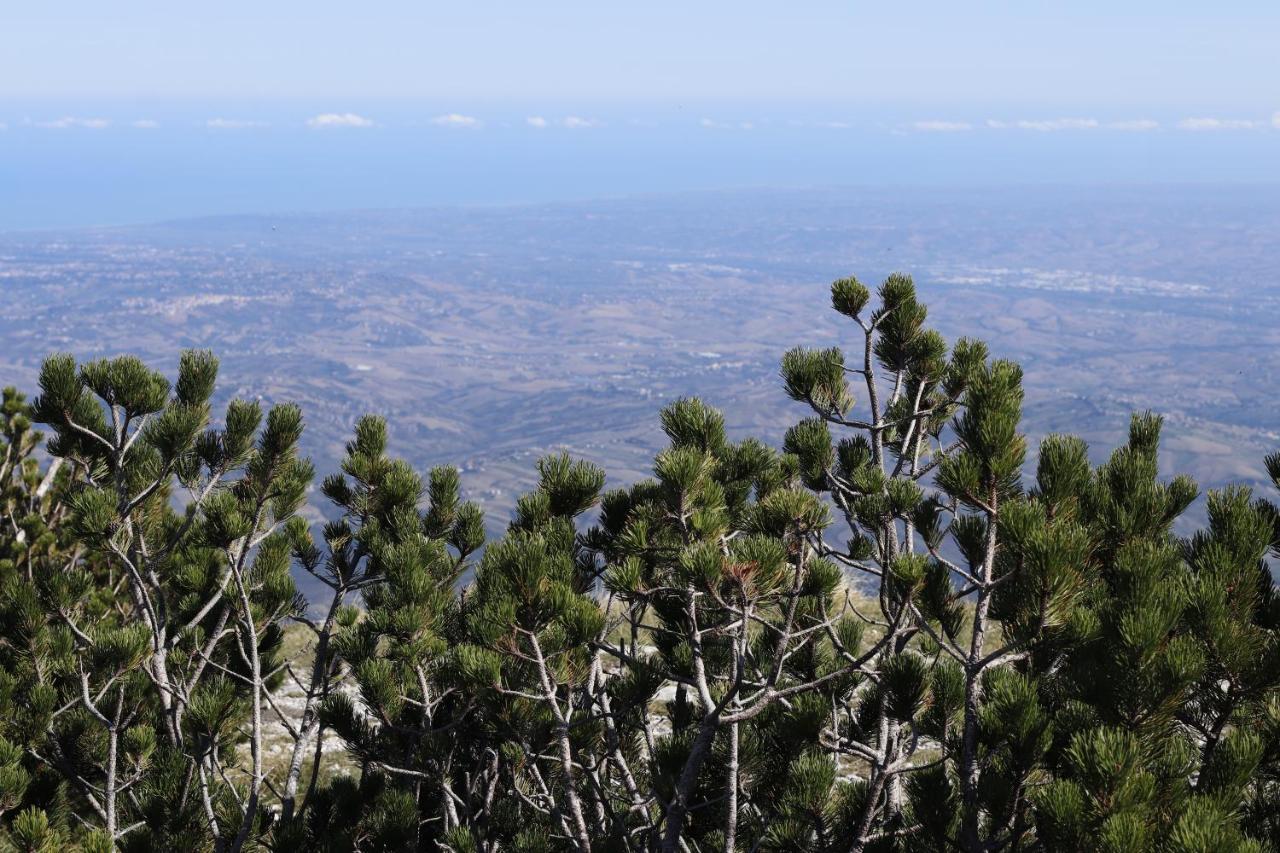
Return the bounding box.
[206,118,268,129]
[1177,117,1259,131]
[526,116,548,128]
[813,120,851,129]
[307,112,375,129]
[1108,119,1159,131]
[131,119,160,129]
[987,118,1099,131]
[1273,112,1280,130]
[430,113,480,128]
[431,113,480,128]
[911,120,972,132]
[562,116,603,129]
[31,116,111,129]
[0,122,7,131]
[698,117,750,130]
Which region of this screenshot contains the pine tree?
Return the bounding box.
[778,274,1043,850]
[1,353,312,851]
[0,386,114,852]
[588,397,854,851]
[1031,416,1280,852]
[2,272,1278,853]
[281,417,486,851]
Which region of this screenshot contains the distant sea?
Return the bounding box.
[3,100,1279,231]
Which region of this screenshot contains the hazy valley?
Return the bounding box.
[4,185,1279,572]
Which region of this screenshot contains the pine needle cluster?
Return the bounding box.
[1,274,1278,852]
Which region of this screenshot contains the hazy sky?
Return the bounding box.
[4,2,1278,108]
[3,4,1278,230]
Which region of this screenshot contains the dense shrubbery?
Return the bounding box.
[1,274,1279,852]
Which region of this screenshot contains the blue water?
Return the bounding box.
[3,101,1278,231]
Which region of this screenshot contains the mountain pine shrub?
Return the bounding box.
[0,273,1276,852]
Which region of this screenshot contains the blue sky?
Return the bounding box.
[2,1,1280,106]
[2,3,1278,229]
[5,1,1279,107]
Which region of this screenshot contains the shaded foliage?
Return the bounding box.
[1,274,1278,852]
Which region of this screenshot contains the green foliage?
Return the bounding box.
[1,273,1278,853]
[1,351,313,851]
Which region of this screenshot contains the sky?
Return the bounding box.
[2,2,1279,229]
[5,1,1279,105]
